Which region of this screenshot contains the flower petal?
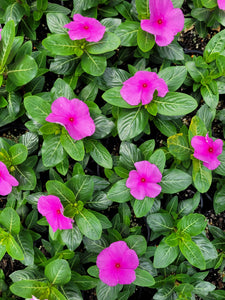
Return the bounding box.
[37,195,62,216]
[117,269,136,285]
[0,178,13,196]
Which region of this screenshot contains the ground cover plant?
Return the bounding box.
[0,0,225,299]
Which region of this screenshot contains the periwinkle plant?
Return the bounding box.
[0,0,225,299]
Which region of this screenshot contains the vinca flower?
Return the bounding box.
[191,134,223,170]
[0,161,19,196]
[218,0,225,10]
[64,14,106,42]
[120,71,168,105]
[140,0,184,47]
[46,97,95,140]
[96,241,139,286]
[38,195,74,232]
[126,161,162,200]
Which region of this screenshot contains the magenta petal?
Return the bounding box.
[4,173,19,187]
[203,159,221,170]
[38,195,62,216]
[214,139,223,156]
[134,161,162,183]
[46,97,95,140]
[167,8,185,34]
[117,269,136,285]
[97,241,139,287]
[120,84,142,105]
[0,178,13,196]
[150,0,174,16]
[145,182,162,198]
[99,269,118,286]
[121,249,139,269]
[155,33,174,47]
[126,170,141,188]
[130,184,147,200]
[65,14,105,42]
[57,214,74,231]
[218,0,225,10]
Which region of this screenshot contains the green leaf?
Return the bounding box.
[81,52,106,76]
[213,184,225,214]
[107,179,132,203]
[16,230,34,266]
[137,27,155,52]
[135,0,150,18]
[192,158,212,193]
[154,242,179,268]
[86,32,120,54]
[46,13,70,34]
[14,165,37,191]
[124,235,147,256]
[3,3,25,26]
[42,134,67,168]
[9,144,28,165]
[167,133,192,161]
[186,61,208,83]
[157,43,184,61]
[60,128,85,161]
[43,34,81,55]
[7,55,38,87]
[46,180,75,206]
[146,213,174,233]
[179,239,206,270]
[153,117,177,137]
[75,208,102,240]
[10,280,48,299]
[24,95,51,124]
[158,66,187,92]
[192,235,218,263]
[96,281,122,300]
[86,139,113,169]
[115,21,139,46]
[0,207,20,234]
[102,87,136,108]
[61,226,82,251]
[117,107,149,141]
[0,20,15,70]
[51,78,76,100]
[133,197,154,218]
[71,272,98,290]
[66,174,94,202]
[160,169,192,194]
[133,268,155,287]
[45,259,71,285]
[177,214,207,236]
[178,192,201,217]
[6,235,24,260]
[153,92,198,116]
[188,115,207,143]
[149,149,166,174]
[201,84,219,109]
[204,29,225,63]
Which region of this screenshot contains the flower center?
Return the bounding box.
[69,117,74,122]
[208,147,213,153]
[142,83,148,88]
[157,19,163,25]
[56,209,61,215]
[84,25,89,30]
[141,178,145,182]
[115,263,120,268]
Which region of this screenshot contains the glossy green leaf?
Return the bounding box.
[160,169,192,194]
[45,259,71,285]
[107,179,132,203]
[81,52,106,76]
[86,32,120,54]
[0,207,20,234]
[154,242,179,268]
[60,128,85,161]
[9,144,28,165]
[133,268,155,287]
[24,95,51,124]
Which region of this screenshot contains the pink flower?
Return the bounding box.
[37,195,74,232]
[120,71,168,106]
[96,241,139,286]
[0,29,2,41]
[0,161,19,196]
[191,134,223,170]
[31,296,47,300]
[64,14,105,42]
[140,0,184,47]
[218,0,225,10]
[126,161,162,200]
[46,97,95,140]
